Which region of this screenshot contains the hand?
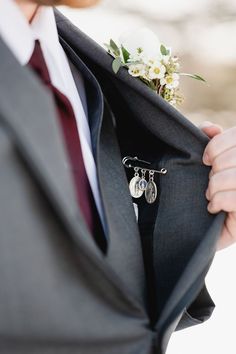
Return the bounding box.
[199,121,236,251]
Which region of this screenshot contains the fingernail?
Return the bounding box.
[207,202,214,213]
[203,152,210,165]
[205,189,210,200]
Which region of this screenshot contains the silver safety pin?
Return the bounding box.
[122,156,168,175]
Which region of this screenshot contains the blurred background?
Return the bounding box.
[60,1,236,353]
[61,0,236,129]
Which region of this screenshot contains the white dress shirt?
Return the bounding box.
[0,0,105,227]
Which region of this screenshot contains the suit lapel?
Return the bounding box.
[59,36,147,307]
[0,37,99,254]
[60,36,110,239]
[59,36,104,160]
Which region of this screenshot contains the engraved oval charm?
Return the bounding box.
[129,176,144,198]
[145,181,157,204]
[138,178,148,191]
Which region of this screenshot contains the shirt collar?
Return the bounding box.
[0,0,59,65]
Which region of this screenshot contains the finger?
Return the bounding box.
[199,121,223,139]
[208,191,236,214]
[211,146,236,174]
[206,168,236,200]
[217,213,236,251]
[203,126,236,166]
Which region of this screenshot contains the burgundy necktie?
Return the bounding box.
[28,40,105,250]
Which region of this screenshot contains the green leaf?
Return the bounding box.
[110,39,120,56]
[112,57,123,74]
[192,74,207,83]
[121,46,130,63]
[104,43,116,56]
[160,44,170,56]
[180,73,207,83]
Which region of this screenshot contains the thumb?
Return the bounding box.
[199,121,223,139]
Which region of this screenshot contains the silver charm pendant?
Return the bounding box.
[145,171,158,204]
[138,169,148,191]
[123,157,166,204]
[129,168,144,199]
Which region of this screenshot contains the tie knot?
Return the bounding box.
[28,40,51,86]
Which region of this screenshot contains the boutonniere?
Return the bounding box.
[105,28,206,108]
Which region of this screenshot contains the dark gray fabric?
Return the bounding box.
[0,9,226,354]
[63,39,147,310]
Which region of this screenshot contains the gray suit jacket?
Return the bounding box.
[0,10,225,354]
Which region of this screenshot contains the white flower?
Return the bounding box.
[160,73,179,89]
[148,61,166,80]
[119,27,162,61]
[128,63,147,78]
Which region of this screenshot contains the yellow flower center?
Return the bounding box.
[166,76,173,84]
[154,67,161,74]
